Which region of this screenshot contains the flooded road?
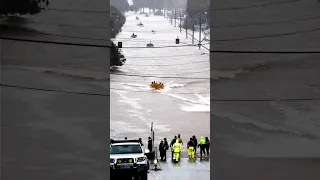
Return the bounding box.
[110,12,210,180]
[110,12,210,146]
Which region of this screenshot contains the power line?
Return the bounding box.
[210,27,320,42]
[211,0,302,12]
[110,87,209,94]
[0,25,109,41]
[15,19,108,29]
[1,83,209,95]
[209,50,320,54]
[125,53,207,58]
[0,37,207,49]
[13,13,320,31]
[212,15,320,29]
[3,56,209,67]
[3,33,319,54]
[0,84,110,96]
[3,84,318,101]
[136,69,210,76]
[123,44,209,48]
[124,60,209,66]
[111,73,210,80]
[0,36,110,48]
[47,8,109,14]
[178,28,210,51]
[210,97,320,102]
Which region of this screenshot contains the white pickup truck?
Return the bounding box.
[110,140,149,180]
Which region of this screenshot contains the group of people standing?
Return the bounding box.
[157,134,210,161]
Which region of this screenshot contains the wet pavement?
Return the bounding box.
[148,158,210,180]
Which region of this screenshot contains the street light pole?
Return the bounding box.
[180,12,182,32]
[185,17,188,38]
[174,9,176,27]
[199,14,201,49]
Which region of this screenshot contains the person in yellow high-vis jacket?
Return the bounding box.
[187,138,195,159]
[173,139,182,162]
[198,136,206,159]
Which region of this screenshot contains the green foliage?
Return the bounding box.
[110,6,126,67]
[110,6,126,38]
[110,0,129,13]
[186,0,209,18]
[0,0,49,16]
[110,41,126,67]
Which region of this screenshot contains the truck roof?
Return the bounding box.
[112,142,140,146]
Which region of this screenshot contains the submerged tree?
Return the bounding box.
[0,0,49,16]
[110,6,126,66]
[110,41,126,66]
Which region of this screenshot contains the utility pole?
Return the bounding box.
[179,11,182,32]
[174,9,176,27]
[199,14,201,49]
[192,23,195,44]
[170,10,173,25]
[185,17,188,38]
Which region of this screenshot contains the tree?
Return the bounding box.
[110,6,126,66]
[110,6,126,38]
[110,41,126,66]
[186,0,209,18]
[110,0,129,13]
[0,0,49,16]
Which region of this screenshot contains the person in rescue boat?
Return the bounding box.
[187,138,195,159]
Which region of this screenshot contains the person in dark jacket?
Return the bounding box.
[170,136,177,160]
[205,137,210,156]
[163,138,169,160]
[159,140,166,161]
[192,135,198,154]
[148,136,153,153]
[198,136,206,159]
[187,138,196,159]
[139,138,143,146]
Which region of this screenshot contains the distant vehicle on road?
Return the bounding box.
[110,140,149,180]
